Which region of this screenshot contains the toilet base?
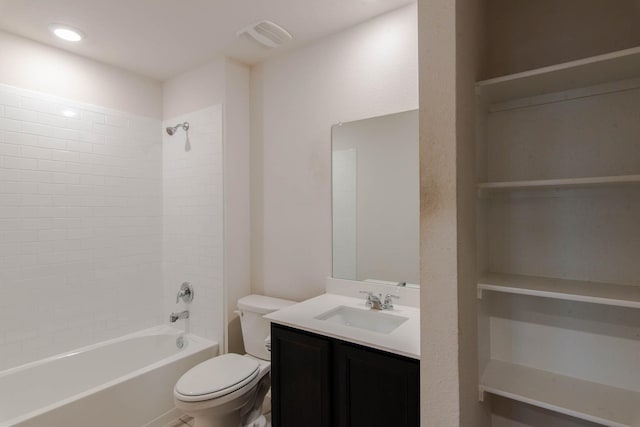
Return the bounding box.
[176,374,271,427]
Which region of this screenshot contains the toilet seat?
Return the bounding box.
[175,353,260,402]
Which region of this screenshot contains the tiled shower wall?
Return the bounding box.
[0,84,163,370]
[163,105,224,343]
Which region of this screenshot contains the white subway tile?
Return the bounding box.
[21,121,55,137]
[21,170,52,183]
[0,219,21,231]
[37,229,66,241]
[52,127,79,141]
[0,85,164,371]
[22,218,52,230]
[105,114,129,128]
[2,156,37,170]
[79,174,104,185]
[5,107,38,122]
[0,91,21,107]
[0,142,20,156]
[37,159,66,172]
[65,140,93,153]
[37,183,67,195]
[36,112,68,128]
[22,194,52,206]
[65,162,92,175]
[2,230,38,243]
[0,117,22,132]
[52,172,80,184]
[81,111,106,124]
[0,130,38,146]
[22,146,52,160]
[52,150,79,162]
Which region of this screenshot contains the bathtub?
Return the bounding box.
[0,326,218,427]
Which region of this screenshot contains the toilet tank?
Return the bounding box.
[237,294,295,360]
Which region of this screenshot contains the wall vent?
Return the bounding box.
[237,20,292,48]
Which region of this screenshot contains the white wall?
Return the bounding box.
[418,0,487,425]
[250,3,418,301]
[163,105,224,343]
[0,83,162,370]
[161,59,226,121]
[162,58,251,353]
[0,31,162,119]
[222,60,252,354]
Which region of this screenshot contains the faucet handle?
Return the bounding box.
[383,294,400,310]
[359,290,374,307]
[176,282,194,304]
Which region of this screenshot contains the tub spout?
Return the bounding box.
[169,310,189,323]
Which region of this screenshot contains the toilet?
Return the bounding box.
[174,294,294,427]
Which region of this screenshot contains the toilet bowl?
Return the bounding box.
[174,295,294,427]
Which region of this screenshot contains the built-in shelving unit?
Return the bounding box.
[476,46,640,103]
[478,273,640,309]
[480,360,640,427]
[478,174,640,193]
[476,46,640,426]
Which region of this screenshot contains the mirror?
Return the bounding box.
[332,110,419,286]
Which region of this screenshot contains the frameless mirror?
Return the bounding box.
[332,110,419,286]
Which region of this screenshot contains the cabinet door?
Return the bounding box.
[271,324,332,427]
[334,342,420,427]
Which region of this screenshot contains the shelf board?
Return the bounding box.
[476,46,640,103]
[478,174,640,193]
[478,273,640,309]
[480,360,640,427]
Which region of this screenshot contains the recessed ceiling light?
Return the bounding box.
[62,109,77,118]
[49,24,84,42]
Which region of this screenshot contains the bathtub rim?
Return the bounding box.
[0,325,217,427]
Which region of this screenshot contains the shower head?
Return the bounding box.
[166,122,189,136]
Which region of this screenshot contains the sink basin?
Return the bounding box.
[314,305,408,334]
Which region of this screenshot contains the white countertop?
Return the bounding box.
[265,293,420,360]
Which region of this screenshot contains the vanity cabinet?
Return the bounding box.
[271,323,420,427]
[270,323,332,427]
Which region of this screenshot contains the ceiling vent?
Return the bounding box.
[237,20,292,48]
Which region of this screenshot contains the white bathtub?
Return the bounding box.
[0,326,218,427]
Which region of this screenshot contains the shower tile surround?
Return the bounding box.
[162,105,224,343]
[0,85,227,372]
[0,84,163,370]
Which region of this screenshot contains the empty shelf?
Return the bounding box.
[476,46,640,103]
[478,273,640,309]
[478,175,640,193]
[480,360,640,427]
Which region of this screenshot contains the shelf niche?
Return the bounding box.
[476,46,640,427]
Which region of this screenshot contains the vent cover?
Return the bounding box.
[237,20,292,48]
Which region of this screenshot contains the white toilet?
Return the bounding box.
[174,294,294,427]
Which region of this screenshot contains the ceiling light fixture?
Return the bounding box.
[49,24,84,42]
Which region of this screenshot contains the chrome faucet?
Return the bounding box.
[382,293,400,310]
[359,291,400,310]
[169,310,189,322]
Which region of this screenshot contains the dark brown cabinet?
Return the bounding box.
[271,323,420,427]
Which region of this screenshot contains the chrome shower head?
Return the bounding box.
[166,122,189,136]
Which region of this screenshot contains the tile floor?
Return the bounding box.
[166,413,271,427]
[166,415,193,427]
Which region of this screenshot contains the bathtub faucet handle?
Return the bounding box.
[176,282,194,304]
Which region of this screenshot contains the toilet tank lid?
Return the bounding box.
[237,294,295,314]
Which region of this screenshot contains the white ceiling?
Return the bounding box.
[0,0,415,81]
